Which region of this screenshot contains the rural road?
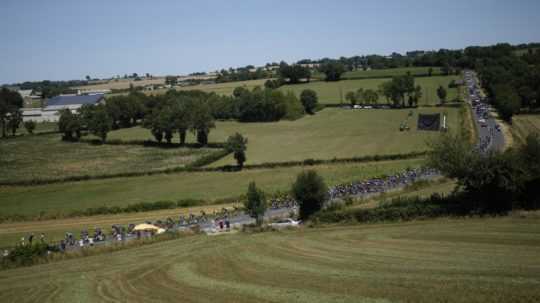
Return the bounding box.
[464,70,505,152]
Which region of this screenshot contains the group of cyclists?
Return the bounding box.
[328,168,439,200]
[6,167,440,256]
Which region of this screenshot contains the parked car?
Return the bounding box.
[269,218,301,228]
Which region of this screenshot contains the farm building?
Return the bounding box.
[22,94,105,122]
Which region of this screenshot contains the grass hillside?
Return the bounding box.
[1,217,539,302]
[0,158,424,217]
[0,134,214,183]
[107,108,460,166]
[280,75,460,105]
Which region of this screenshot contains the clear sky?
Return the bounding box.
[1,0,539,84]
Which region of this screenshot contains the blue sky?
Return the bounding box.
[1,0,539,84]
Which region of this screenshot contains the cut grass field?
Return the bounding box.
[106,107,460,166]
[312,66,443,80]
[74,77,166,91]
[1,216,539,302]
[148,79,268,96]
[0,158,425,217]
[510,114,540,144]
[14,121,58,135]
[0,133,214,183]
[279,75,460,105]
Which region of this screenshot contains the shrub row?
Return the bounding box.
[313,193,473,224]
[0,151,427,187]
[188,149,232,168]
[78,137,226,149]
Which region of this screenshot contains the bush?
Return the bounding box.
[23,121,36,134]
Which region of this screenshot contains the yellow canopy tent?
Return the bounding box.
[133,223,159,231]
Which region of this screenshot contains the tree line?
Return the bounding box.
[208,86,316,122]
[464,44,540,122]
[377,73,423,107]
[56,86,317,147]
[429,132,540,212]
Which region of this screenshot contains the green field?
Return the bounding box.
[0,134,214,183]
[14,121,58,135]
[2,217,539,302]
[279,75,460,105]
[0,158,424,217]
[511,114,540,144]
[106,108,460,166]
[158,79,268,96]
[312,66,443,80]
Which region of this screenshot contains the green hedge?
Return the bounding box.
[314,193,472,224]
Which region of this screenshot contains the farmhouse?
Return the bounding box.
[22,94,105,122]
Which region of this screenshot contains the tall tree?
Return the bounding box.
[300,89,318,114]
[6,109,22,136]
[363,89,379,105]
[319,61,346,81]
[191,101,215,145]
[437,85,447,105]
[58,109,82,140]
[86,105,113,143]
[345,91,357,106]
[0,88,23,138]
[226,133,248,169]
[292,170,329,220]
[245,182,267,226]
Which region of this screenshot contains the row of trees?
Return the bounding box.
[58,90,217,145]
[468,45,540,122]
[209,86,312,122]
[345,88,379,106]
[58,105,112,142]
[57,85,320,145]
[215,67,273,83]
[377,73,423,107]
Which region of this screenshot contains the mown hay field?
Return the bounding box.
[0,158,424,217]
[0,134,214,183]
[74,77,166,91]
[107,107,461,166]
[510,114,540,144]
[279,75,460,105]
[312,66,443,80]
[1,217,539,302]
[148,79,268,96]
